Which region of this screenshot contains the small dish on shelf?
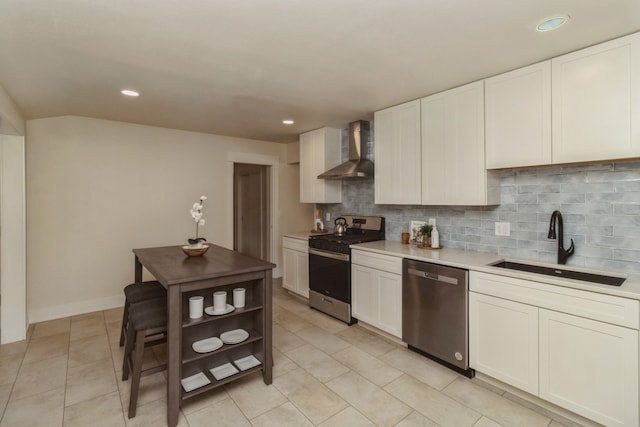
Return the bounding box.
[192,337,223,353]
[233,355,261,371]
[210,363,239,381]
[204,304,235,316]
[181,372,211,392]
[220,329,249,345]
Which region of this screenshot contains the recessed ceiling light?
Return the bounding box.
[536,15,570,32]
[121,89,140,97]
[282,119,295,125]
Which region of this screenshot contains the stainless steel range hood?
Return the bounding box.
[318,120,373,179]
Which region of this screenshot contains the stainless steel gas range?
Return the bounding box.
[308,215,385,324]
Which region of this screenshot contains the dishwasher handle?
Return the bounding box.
[406,268,459,285]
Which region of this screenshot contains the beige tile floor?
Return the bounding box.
[0,279,597,427]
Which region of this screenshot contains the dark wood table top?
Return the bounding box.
[133,244,276,285]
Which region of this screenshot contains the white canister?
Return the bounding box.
[431,225,440,248]
[213,291,227,312]
[189,296,204,319]
[233,288,246,308]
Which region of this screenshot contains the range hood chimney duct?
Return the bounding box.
[317,120,373,179]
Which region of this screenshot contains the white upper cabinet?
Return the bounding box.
[485,61,552,169]
[374,100,422,205]
[421,81,499,205]
[552,32,640,164]
[299,127,342,203]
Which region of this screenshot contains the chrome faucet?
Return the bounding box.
[547,210,575,265]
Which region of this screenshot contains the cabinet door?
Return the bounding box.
[421,81,496,205]
[374,100,422,205]
[299,131,315,202]
[552,32,640,164]
[375,270,402,338]
[352,264,377,326]
[294,250,309,298]
[539,309,639,427]
[299,128,342,203]
[485,61,552,169]
[282,247,298,293]
[352,263,402,338]
[469,292,539,395]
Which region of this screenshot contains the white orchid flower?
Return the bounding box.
[189,195,207,241]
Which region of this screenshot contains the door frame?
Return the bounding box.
[226,153,281,277]
[233,163,269,260]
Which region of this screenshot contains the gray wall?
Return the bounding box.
[319,129,640,273]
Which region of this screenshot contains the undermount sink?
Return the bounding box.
[490,261,626,287]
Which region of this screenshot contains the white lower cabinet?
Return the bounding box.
[351,250,402,338]
[470,271,639,427]
[469,292,539,395]
[539,309,638,427]
[282,237,309,298]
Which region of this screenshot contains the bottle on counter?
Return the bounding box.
[431,225,440,248]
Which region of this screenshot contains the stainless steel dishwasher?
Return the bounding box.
[402,258,474,377]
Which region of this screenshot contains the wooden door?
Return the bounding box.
[234,163,269,260]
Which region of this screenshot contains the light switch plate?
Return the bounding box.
[495,222,510,236]
[325,212,331,222]
[428,218,436,226]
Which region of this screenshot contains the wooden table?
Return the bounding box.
[133,244,275,427]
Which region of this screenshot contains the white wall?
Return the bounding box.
[0,135,26,343]
[0,83,27,343]
[26,116,312,323]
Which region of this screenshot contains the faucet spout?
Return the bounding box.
[548,210,575,265]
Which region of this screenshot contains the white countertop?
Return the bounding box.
[351,240,640,301]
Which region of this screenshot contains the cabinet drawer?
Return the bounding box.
[282,237,308,253]
[470,271,639,329]
[352,250,402,275]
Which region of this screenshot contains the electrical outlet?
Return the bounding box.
[325,212,331,222]
[495,222,510,236]
[428,218,436,226]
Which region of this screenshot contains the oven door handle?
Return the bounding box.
[309,248,350,262]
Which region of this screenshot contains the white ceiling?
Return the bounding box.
[1,1,640,143]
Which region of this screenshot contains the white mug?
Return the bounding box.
[213,291,227,312]
[189,296,204,319]
[233,288,246,308]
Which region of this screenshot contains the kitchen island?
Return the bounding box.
[133,244,275,427]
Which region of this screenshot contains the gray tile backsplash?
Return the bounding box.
[319,147,640,273]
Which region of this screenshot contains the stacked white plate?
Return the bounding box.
[192,337,223,353]
[210,362,239,380]
[204,304,235,316]
[220,329,249,344]
[181,372,210,392]
[233,355,261,371]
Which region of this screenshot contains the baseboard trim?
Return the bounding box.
[28,294,125,324]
